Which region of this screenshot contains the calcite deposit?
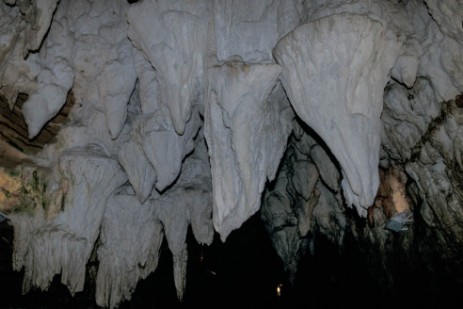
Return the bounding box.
[1,0,463,308]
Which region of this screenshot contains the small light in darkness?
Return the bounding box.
[276,283,283,297]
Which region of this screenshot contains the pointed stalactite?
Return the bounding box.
[204,62,293,240]
[96,194,164,309]
[127,0,209,135]
[274,13,401,216]
[11,148,127,295]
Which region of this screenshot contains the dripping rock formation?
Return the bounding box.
[1,0,463,308]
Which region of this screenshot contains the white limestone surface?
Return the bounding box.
[408,0,463,101]
[138,106,200,192]
[97,132,213,308]
[96,194,164,309]
[212,0,301,63]
[0,0,58,107]
[274,13,400,216]
[205,62,293,240]
[21,12,75,138]
[127,0,209,135]
[118,136,157,204]
[2,1,463,308]
[11,148,126,295]
[149,135,214,302]
[424,0,463,41]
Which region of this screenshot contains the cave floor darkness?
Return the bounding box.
[1,213,463,309]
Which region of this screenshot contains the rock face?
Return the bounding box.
[273,12,400,215]
[1,0,463,308]
[205,63,293,240]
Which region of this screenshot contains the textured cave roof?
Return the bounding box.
[0,93,74,168]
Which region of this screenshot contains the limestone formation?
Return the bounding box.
[1,0,463,308]
[274,12,401,216]
[205,63,293,240]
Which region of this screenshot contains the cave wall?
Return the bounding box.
[0,0,463,308]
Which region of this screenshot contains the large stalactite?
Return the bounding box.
[1,0,463,308]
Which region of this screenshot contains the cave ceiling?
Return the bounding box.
[1,0,463,308]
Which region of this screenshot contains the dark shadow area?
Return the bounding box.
[0,213,288,309]
[181,212,289,308]
[119,212,290,308]
[2,211,463,308]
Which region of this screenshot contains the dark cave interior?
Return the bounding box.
[1,210,462,309]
